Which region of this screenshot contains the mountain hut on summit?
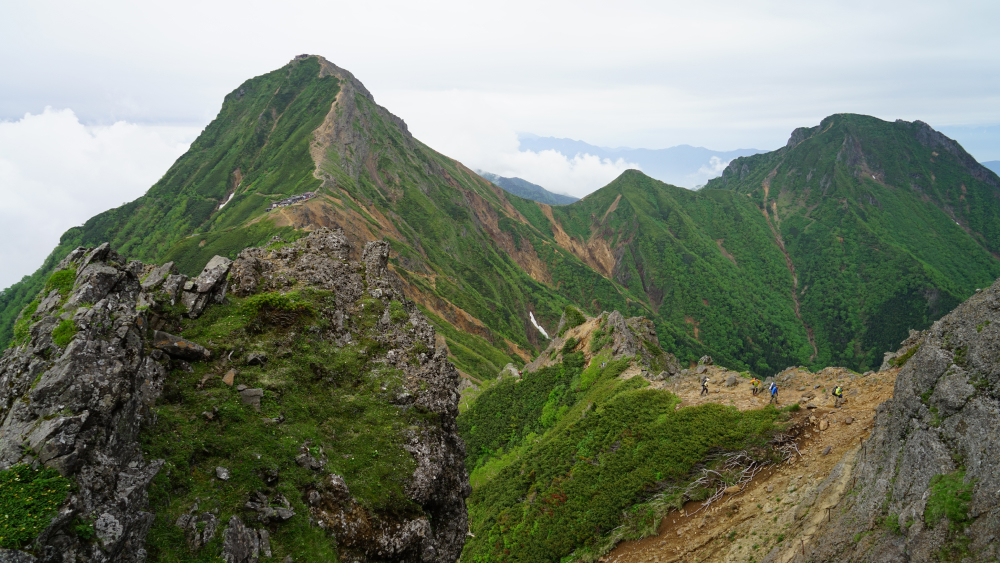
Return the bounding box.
[266,191,316,212]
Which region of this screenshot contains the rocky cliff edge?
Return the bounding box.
[0,228,469,563]
[800,279,1000,562]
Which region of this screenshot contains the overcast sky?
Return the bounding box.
[2,0,999,289]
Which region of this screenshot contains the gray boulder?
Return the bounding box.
[498,363,521,380]
[177,255,233,318]
[0,551,36,563]
[221,516,266,563]
[140,261,178,292]
[152,330,212,361]
[238,388,264,412]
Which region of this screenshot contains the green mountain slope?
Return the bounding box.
[0,57,338,346]
[541,171,814,373]
[3,62,998,379]
[458,313,787,562]
[706,114,1000,369]
[476,171,579,205]
[0,56,630,380]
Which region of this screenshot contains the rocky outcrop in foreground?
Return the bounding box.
[800,280,1000,562]
[0,228,469,563]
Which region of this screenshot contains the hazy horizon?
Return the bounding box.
[2,0,999,289]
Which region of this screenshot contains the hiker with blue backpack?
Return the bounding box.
[769,381,779,405]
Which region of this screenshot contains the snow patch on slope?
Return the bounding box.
[529,311,549,339]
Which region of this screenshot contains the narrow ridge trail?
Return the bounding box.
[603,364,899,563]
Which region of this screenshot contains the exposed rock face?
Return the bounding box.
[0,228,469,563]
[801,277,1000,562]
[498,363,521,380]
[879,328,924,371]
[0,245,173,562]
[524,309,681,377]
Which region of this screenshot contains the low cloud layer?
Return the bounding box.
[0,108,198,290]
[383,90,639,197]
[486,150,638,198]
[688,156,732,188]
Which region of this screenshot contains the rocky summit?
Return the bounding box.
[0,228,468,563]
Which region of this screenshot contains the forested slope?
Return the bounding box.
[707,114,1000,370]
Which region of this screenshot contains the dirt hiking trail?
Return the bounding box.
[601,364,899,563]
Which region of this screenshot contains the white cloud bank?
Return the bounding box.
[487,149,639,198]
[0,108,199,290]
[686,156,732,188]
[383,90,639,198]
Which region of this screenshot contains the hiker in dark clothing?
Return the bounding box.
[701,377,710,396]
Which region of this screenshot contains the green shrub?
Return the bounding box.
[589,328,611,352]
[51,319,78,347]
[883,513,902,534]
[43,268,77,297]
[558,305,586,337]
[460,352,781,563]
[561,337,579,355]
[0,465,73,549]
[953,346,969,368]
[924,470,973,531]
[890,344,919,367]
[73,518,95,541]
[11,300,40,346]
[388,300,408,324]
[240,291,313,330]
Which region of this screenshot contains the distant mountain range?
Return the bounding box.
[475,171,578,205]
[517,133,767,188]
[982,160,1000,175]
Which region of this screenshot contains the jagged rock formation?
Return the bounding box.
[0,228,469,562]
[0,244,192,562]
[799,279,1000,562]
[525,309,681,376]
[227,228,470,563]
